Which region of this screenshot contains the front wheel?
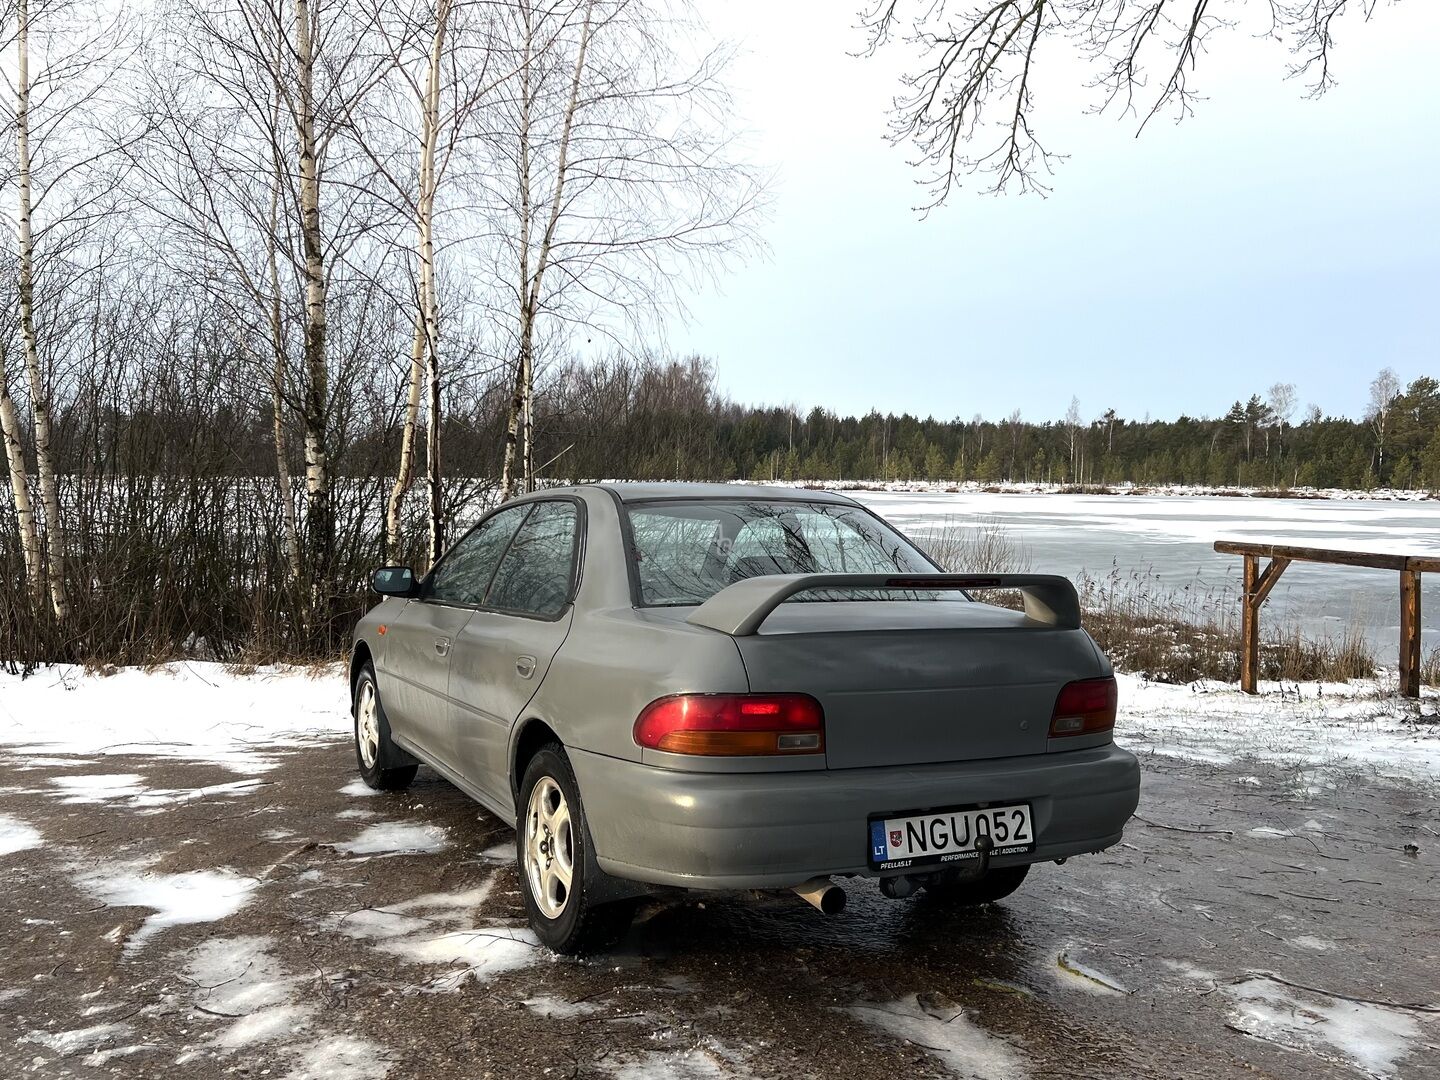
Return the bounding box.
[923,863,1031,905]
[517,744,635,954]
[353,664,418,791]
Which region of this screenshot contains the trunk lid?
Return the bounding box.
[733,599,1105,769]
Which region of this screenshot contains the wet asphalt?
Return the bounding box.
[1,738,1437,1079]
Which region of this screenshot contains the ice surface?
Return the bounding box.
[1226,976,1421,1078]
[0,812,42,855]
[80,866,257,951]
[329,822,450,856]
[844,994,1027,1079]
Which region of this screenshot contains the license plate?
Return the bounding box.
[868,803,1034,870]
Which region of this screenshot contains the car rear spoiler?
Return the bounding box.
[684,573,1082,636]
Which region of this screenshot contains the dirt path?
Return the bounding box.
[2,739,1437,1079]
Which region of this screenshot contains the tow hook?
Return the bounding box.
[881,837,997,899]
[879,874,919,899]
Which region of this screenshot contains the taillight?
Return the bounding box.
[1049,677,1117,738]
[634,694,825,756]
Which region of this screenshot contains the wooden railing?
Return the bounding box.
[1214,541,1436,698]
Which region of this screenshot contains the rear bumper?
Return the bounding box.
[570,743,1140,890]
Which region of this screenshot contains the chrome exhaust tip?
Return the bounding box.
[791,876,847,915]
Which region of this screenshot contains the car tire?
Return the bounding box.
[923,863,1031,905]
[517,743,636,955]
[352,663,418,791]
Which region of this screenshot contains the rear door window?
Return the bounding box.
[484,501,580,618]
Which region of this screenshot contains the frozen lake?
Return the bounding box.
[851,490,1440,657]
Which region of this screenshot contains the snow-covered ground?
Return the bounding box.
[3,662,1435,786]
[0,663,350,774]
[2,661,1437,1079]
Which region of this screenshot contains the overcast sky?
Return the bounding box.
[660,2,1439,424]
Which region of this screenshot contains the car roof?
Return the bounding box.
[549,482,862,505]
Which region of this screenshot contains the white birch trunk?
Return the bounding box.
[292,0,331,580]
[421,0,448,565]
[15,0,68,621]
[0,355,43,606]
[266,211,303,584]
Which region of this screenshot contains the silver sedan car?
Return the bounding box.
[350,484,1140,952]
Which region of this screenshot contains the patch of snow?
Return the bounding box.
[80,866,257,951]
[82,1043,155,1067]
[522,994,604,1019]
[49,773,146,803]
[0,662,349,774]
[334,908,433,941]
[1226,976,1422,1079]
[45,773,265,810]
[22,1023,132,1056]
[340,778,381,797]
[336,808,378,820]
[1117,675,1440,783]
[1289,936,1338,952]
[330,822,449,856]
[844,993,1027,1079]
[282,1034,390,1080]
[217,1005,314,1049]
[379,927,539,990]
[604,1045,744,1079]
[0,813,43,855]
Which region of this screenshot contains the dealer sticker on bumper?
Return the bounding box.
[869,803,1035,870]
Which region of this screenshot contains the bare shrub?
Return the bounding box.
[916,516,1031,574]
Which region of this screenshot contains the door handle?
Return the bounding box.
[434,638,451,657]
[515,655,537,680]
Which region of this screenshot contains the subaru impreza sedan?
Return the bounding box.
[349,484,1140,952]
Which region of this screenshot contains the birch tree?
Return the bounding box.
[363,0,498,566]
[490,0,763,498]
[135,0,398,594]
[0,0,137,619]
[0,336,42,606]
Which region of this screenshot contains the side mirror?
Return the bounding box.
[371,566,418,598]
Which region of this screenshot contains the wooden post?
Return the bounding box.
[1241,554,1258,694]
[1400,570,1421,699]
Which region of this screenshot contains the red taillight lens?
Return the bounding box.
[634,694,825,756]
[1049,677,1118,738]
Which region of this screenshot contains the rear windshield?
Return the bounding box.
[624,498,940,607]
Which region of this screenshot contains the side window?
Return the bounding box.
[485,501,579,617]
[426,504,530,605]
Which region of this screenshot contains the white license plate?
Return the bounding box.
[868,803,1034,869]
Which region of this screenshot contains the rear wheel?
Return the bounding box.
[517,744,635,954]
[353,664,418,791]
[923,863,1030,905]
